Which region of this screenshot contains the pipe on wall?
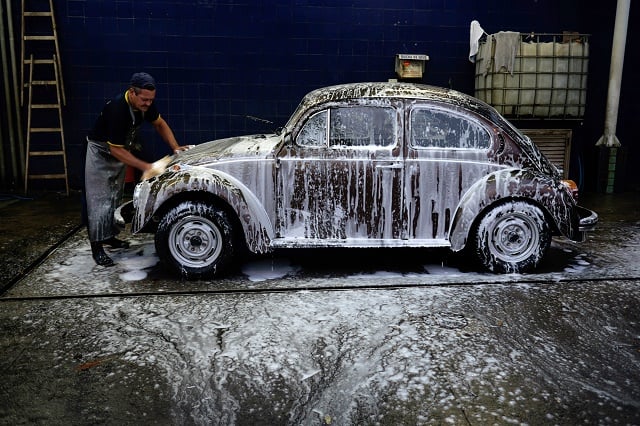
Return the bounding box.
[0,0,23,188]
[596,0,629,148]
[0,0,12,182]
[595,0,630,193]
[6,0,24,173]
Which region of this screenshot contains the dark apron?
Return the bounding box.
[84,139,126,243]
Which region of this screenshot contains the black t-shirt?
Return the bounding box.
[88,90,160,151]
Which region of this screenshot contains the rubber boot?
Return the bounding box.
[102,236,130,249]
[91,242,115,267]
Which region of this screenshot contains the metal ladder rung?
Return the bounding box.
[29,127,63,132]
[24,11,53,17]
[24,35,56,41]
[24,58,55,64]
[27,174,68,180]
[29,151,65,156]
[29,80,58,86]
[31,104,61,109]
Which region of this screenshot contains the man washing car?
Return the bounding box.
[84,72,189,267]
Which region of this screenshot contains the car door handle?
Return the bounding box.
[375,163,403,170]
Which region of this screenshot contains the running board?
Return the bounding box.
[270,238,451,249]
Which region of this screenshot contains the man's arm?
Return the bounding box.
[152,117,184,152]
[109,145,152,172]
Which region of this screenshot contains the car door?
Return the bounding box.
[403,100,496,243]
[275,99,404,246]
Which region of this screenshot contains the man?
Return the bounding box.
[84,72,188,267]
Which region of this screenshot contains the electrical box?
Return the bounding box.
[395,54,429,79]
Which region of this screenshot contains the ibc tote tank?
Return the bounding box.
[474,33,589,119]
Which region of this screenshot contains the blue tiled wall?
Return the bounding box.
[19,0,631,190]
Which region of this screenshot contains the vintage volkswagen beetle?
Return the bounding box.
[121,82,597,279]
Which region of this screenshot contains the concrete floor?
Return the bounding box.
[0,190,83,290]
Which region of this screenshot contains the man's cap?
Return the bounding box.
[130,72,156,90]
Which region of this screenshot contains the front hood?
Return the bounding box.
[171,133,283,167]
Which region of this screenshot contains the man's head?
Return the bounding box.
[128,72,156,112]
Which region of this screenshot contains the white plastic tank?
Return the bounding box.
[474,33,589,119]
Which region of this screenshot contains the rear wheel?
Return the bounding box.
[473,201,551,273]
[155,201,235,280]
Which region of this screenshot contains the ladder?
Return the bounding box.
[21,0,65,106]
[21,0,68,195]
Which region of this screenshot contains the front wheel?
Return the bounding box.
[473,201,551,273]
[155,201,235,280]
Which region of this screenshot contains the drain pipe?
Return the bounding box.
[0,0,13,182]
[6,0,24,174]
[595,0,630,193]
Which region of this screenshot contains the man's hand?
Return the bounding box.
[141,156,172,181]
[173,144,195,154]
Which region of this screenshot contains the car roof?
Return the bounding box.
[313,82,491,109]
[288,81,501,128]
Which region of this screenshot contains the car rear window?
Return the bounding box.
[410,108,491,150]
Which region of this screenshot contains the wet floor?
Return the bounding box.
[0,191,639,425]
[2,279,640,425]
[0,191,82,288]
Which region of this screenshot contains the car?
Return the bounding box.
[118,82,598,279]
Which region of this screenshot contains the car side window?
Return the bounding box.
[329,106,396,148]
[297,110,328,147]
[410,108,491,149]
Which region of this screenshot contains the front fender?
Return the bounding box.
[449,168,578,251]
[133,166,274,253]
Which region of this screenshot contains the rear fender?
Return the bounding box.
[449,168,577,251]
[133,167,274,253]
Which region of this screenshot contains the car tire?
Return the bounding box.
[155,201,235,280]
[473,200,551,273]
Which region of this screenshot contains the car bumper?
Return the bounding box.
[115,200,134,226]
[569,205,598,242]
[577,205,598,231]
